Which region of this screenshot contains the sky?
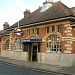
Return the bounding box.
[0,0,75,30]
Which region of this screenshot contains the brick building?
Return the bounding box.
[0,0,75,66]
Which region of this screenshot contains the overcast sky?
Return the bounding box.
[0,0,75,30]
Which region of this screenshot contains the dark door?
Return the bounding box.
[32,46,37,61]
[28,43,32,61]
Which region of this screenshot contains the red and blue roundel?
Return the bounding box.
[14,27,24,37]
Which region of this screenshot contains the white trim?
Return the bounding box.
[64,50,71,53]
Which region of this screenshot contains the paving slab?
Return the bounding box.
[0,57,75,75]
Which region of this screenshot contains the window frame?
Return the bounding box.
[57,25,62,33]
[51,25,55,32]
[6,39,10,50]
[23,43,29,52]
[35,28,39,35]
[28,29,30,35]
[46,34,61,53]
[14,38,22,51]
[46,26,49,34]
[31,29,34,34]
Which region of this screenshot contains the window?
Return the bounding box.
[14,38,22,51]
[51,26,55,32]
[28,29,30,35]
[23,43,28,52]
[46,34,61,53]
[46,26,49,33]
[31,29,34,34]
[58,25,62,33]
[35,28,39,35]
[6,39,10,50]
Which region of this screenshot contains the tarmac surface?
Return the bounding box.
[0,57,75,75]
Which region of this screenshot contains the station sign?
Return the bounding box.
[14,27,24,37]
[21,39,42,43]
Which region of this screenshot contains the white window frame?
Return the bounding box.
[46,34,61,53]
[46,26,49,34]
[14,38,22,51]
[6,39,10,50]
[35,28,39,35]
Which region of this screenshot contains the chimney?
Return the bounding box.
[23,9,31,18]
[3,22,9,30]
[40,0,53,12]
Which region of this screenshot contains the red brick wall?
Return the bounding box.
[62,25,75,53]
[61,41,66,53]
[71,28,75,37]
[41,42,46,52]
[39,27,46,53]
[21,27,47,53]
[39,27,46,38]
[2,43,6,50]
[71,41,75,53]
[23,30,28,39]
[10,43,13,51]
[61,24,66,53]
[1,36,9,50]
[62,24,66,37]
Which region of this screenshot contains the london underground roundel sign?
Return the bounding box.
[14,27,24,37]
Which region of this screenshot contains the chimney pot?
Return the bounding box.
[3,22,9,30]
[23,9,31,17]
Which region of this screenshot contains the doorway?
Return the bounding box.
[32,46,37,61]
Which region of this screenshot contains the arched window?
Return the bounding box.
[46,34,61,53]
[14,38,22,51]
[6,39,10,50]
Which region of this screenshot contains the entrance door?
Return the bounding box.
[28,43,32,61]
[32,46,37,61]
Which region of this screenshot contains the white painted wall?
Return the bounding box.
[1,50,75,67]
[40,53,75,67]
[1,50,28,61]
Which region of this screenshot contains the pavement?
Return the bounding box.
[0,57,75,75]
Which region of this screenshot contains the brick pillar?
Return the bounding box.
[2,43,6,50]
[71,41,75,53]
[62,23,73,53]
[41,42,46,53]
[9,32,12,50]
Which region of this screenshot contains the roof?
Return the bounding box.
[0,30,9,36]
[70,7,75,16]
[0,30,3,40]
[6,1,75,29]
[0,30,10,41]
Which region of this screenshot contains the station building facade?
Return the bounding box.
[0,1,75,66]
